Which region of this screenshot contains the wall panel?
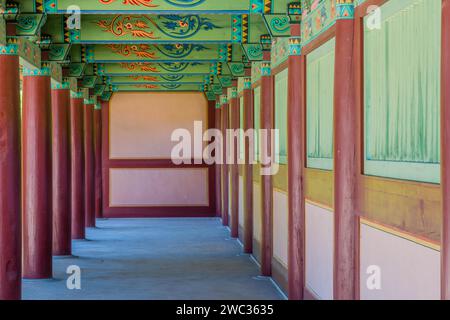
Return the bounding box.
[305,202,334,300]
[253,182,262,242]
[360,222,440,300]
[109,92,208,160]
[273,190,288,267]
[109,168,209,207]
[103,92,215,217]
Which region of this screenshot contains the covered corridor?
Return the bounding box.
[1,0,450,302]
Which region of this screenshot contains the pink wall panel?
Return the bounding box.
[305,202,334,300]
[360,223,440,300]
[109,168,209,207]
[273,190,288,268]
[253,182,262,242]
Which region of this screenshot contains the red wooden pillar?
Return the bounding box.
[84,100,95,228]
[0,43,22,299]
[287,24,306,300]
[51,82,71,256]
[221,93,229,226]
[70,92,85,239]
[260,51,274,276]
[243,75,254,254]
[441,0,450,300]
[333,2,357,300]
[101,100,109,217]
[94,102,104,219]
[229,83,239,238]
[215,99,222,218]
[22,65,53,279]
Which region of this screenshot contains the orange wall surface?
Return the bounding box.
[110,92,208,159]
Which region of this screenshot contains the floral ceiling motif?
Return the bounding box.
[95,15,222,40]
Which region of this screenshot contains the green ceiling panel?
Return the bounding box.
[18,0,36,13]
[41,15,66,43]
[248,14,268,43]
[85,43,227,62]
[97,62,213,75]
[43,0,260,14]
[0,0,338,94]
[271,0,290,14]
[68,14,241,44]
[111,83,204,91]
[107,74,207,84]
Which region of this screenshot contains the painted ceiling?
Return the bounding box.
[0,0,339,101]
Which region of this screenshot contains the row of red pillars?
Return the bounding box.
[214,13,391,300]
[0,51,105,300]
[215,0,450,300]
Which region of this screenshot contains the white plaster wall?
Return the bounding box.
[305,202,334,300]
[253,182,262,242]
[109,168,208,207]
[273,190,288,267]
[360,223,440,300]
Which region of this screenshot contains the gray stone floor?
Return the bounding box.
[22,218,284,300]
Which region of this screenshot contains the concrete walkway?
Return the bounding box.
[22,218,284,300]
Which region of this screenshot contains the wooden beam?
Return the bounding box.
[51,85,71,256]
[221,92,229,226]
[70,94,86,239]
[333,3,357,300]
[215,99,222,218]
[84,102,96,228]
[0,48,21,299]
[230,83,240,238]
[260,51,274,277]
[243,76,254,254]
[94,103,104,218]
[441,0,450,300]
[287,24,305,300]
[22,67,53,279]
